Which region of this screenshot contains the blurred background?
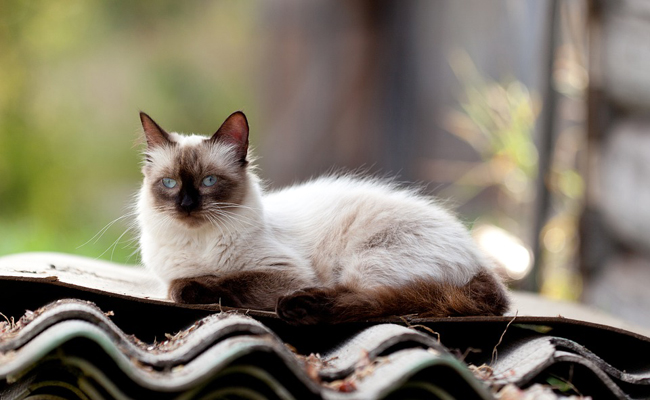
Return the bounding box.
[1,0,648,327]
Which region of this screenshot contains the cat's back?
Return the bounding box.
[264,175,437,221]
[264,175,462,225]
[263,175,484,286]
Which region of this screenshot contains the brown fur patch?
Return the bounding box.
[362,226,402,250]
[169,269,310,310]
[277,270,510,325]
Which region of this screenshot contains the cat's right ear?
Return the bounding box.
[140,112,171,148]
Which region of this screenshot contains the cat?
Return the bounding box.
[137,111,510,325]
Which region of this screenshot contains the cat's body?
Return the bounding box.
[137,111,509,324]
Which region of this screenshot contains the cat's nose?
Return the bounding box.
[180,193,197,212]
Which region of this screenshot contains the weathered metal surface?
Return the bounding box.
[2,252,648,337]
[2,253,650,398]
[490,335,650,399]
[0,301,492,399]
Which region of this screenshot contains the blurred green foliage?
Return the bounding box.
[443,50,540,239]
[0,0,257,263]
[444,47,587,299]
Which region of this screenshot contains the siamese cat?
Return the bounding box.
[137,111,509,324]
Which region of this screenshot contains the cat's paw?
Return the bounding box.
[168,277,241,306]
[276,288,334,325]
[169,278,210,304]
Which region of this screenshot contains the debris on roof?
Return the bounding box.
[1,252,649,399]
[0,300,492,399]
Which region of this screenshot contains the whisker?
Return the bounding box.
[111,226,134,261]
[126,247,141,264]
[212,201,262,211]
[77,212,136,249]
[213,210,260,229]
[215,214,255,229]
[96,225,133,260]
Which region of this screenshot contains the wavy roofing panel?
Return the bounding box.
[1,252,650,399]
[0,301,493,399]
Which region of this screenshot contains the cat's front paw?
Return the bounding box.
[276,288,334,325]
[169,278,210,304]
[168,276,240,306]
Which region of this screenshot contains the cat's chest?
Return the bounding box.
[146,230,241,281]
[169,232,235,262]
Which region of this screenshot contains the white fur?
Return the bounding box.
[138,134,488,290]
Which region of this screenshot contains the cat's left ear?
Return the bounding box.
[211,111,249,164]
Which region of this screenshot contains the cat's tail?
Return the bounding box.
[277,270,510,325]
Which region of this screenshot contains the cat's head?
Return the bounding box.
[139,111,250,228]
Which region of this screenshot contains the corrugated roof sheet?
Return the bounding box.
[0,300,492,399]
[1,252,650,399]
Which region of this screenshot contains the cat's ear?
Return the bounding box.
[140,112,172,148]
[211,111,249,163]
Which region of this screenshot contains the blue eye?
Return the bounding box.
[162,178,177,188]
[202,175,217,187]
